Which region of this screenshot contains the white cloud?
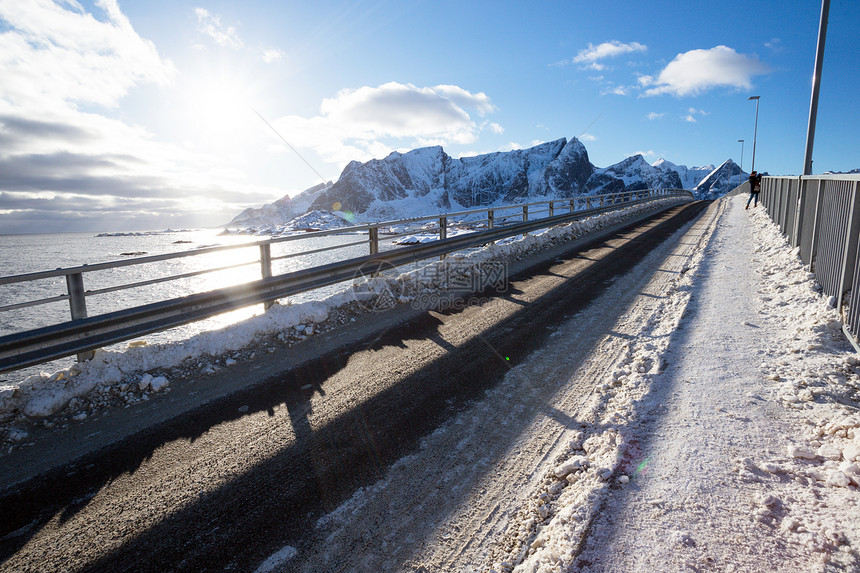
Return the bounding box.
[639,46,770,97]
[432,84,497,116]
[685,107,709,122]
[0,0,175,110]
[633,149,657,158]
[485,121,504,135]
[194,7,243,49]
[273,82,498,164]
[572,41,647,67]
[262,48,284,63]
[0,1,282,233]
[580,133,597,142]
[601,85,628,96]
[647,112,666,120]
[765,38,783,52]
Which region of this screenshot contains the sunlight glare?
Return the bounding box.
[181,73,259,149]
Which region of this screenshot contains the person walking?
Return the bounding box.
[746,171,762,209]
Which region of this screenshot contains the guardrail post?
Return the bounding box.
[837,181,860,314]
[369,227,379,256]
[791,176,803,248]
[368,226,380,277]
[439,216,447,260]
[67,273,87,320]
[549,201,555,217]
[260,244,273,310]
[66,273,94,362]
[522,205,529,236]
[488,209,495,229]
[809,179,825,272]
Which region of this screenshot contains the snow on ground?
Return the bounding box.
[498,195,860,572]
[4,191,859,569]
[274,194,860,572]
[0,197,686,448]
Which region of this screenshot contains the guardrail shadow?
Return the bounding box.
[0,202,710,571]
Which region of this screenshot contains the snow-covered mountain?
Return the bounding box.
[590,154,683,193]
[228,195,295,229]
[693,160,747,200]
[226,138,741,231]
[652,158,716,190]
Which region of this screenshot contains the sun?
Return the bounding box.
[179,71,260,149]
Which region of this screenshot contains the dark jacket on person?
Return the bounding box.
[748,173,762,194]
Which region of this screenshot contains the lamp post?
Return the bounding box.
[803,0,830,175]
[748,96,760,172]
[737,139,744,187]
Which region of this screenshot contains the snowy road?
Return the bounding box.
[3,196,859,573]
[0,202,708,572]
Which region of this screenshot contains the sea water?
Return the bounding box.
[0,229,375,383]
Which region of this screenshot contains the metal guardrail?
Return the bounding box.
[758,174,860,352]
[0,189,692,373]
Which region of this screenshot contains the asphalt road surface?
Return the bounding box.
[0,201,711,572]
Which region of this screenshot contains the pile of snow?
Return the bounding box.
[391,226,476,245]
[0,196,687,441]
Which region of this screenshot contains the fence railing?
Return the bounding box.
[0,188,692,373]
[758,174,860,351]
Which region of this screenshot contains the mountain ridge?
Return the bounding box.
[227,137,746,230]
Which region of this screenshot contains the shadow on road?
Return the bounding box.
[0,202,711,572]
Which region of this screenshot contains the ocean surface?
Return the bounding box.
[0,229,378,383]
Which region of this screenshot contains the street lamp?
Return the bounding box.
[738,139,744,187]
[748,96,760,172]
[803,0,830,175]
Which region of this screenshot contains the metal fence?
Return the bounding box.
[0,189,692,372]
[758,174,860,351]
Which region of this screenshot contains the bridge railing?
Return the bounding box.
[0,188,692,373]
[758,174,860,351]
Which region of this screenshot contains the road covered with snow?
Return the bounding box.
[1,194,859,572]
[278,195,860,572]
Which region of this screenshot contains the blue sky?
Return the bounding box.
[1,0,858,233]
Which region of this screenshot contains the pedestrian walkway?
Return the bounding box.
[573,196,860,572]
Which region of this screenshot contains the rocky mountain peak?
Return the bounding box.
[227,137,744,230]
